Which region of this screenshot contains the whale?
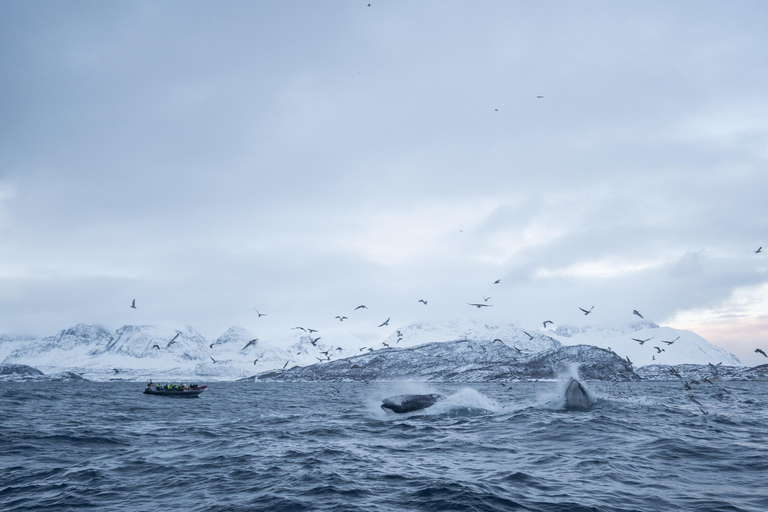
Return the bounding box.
[563,378,592,411]
[381,393,445,414]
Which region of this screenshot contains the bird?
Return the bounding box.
[254,309,267,317]
[253,356,262,365]
[316,357,324,363]
[166,339,178,348]
[662,337,679,345]
[756,247,763,254]
[492,338,503,343]
[418,299,428,305]
[335,316,348,322]
[654,346,665,353]
[633,310,644,319]
[336,347,343,352]
[282,360,289,369]
[130,299,136,309]
[522,331,534,340]
[321,349,331,356]
[483,295,491,302]
[152,344,160,349]
[209,356,217,363]
[396,337,403,343]
[292,327,307,332]
[756,348,768,357]
[382,342,390,348]
[113,368,119,374]
[307,328,318,333]
[494,279,501,284]
[359,347,368,352]
[542,320,554,328]
[626,356,632,365]
[468,303,493,308]
[243,339,259,350]
[354,305,368,310]
[494,108,498,111]
[378,318,390,327]
[209,343,215,349]
[579,306,594,315]
[310,337,321,346]
[396,331,403,337]
[536,95,544,98]
[632,337,651,345]
[169,332,180,343]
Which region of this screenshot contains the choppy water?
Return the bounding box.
[1,380,767,511]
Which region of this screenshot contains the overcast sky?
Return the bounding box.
[1,1,766,364]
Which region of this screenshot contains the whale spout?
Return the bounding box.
[564,378,592,411]
[381,393,445,414]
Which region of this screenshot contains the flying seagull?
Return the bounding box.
[756,247,763,254]
[654,346,665,353]
[483,295,491,302]
[354,305,368,310]
[382,342,390,348]
[253,356,261,365]
[378,318,390,327]
[335,316,348,321]
[494,279,501,284]
[756,348,768,357]
[662,337,679,345]
[130,299,136,309]
[151,344,160,349]
[307,328,318,333]
[468,303,493,308]
[633,310,644,319]
[310,337,321,346]
[632,337,651,345]
[243,339,259,350]
[113,368,119,373]
[254,309,267,317]
[292,327,307,332]
[418,299,428,305]
[542,320,553,328]
[579,306,594,315]
[282,360,289,369]
[209,356,217,363]
[522,331,534,341]
[536,95,544,98]
[166,339,178,348]
[169,332,181,343]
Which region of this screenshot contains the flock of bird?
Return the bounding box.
[127,246,767,367]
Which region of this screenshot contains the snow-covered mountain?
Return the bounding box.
[548,322,740,367]
[0,319,742,381]
[249,340,638,382]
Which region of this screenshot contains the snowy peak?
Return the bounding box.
[382,319,560,354]
[551,325,740,367]
[554,321,660,338]
[101,325,208,361]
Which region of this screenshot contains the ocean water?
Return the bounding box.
[1,380,766,512]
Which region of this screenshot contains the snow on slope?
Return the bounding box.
[0,319,742,380]
[381,319,558,353]
[548,322,741,367]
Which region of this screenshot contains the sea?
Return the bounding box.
[1,380,766,512]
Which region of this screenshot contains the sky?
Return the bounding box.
[1,1,767,365]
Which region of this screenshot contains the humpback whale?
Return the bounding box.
[381,394,445,414]
[563,378,592,411]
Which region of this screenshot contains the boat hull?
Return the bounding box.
[143,389,205,398]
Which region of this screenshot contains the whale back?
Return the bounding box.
[381,393,445,413]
